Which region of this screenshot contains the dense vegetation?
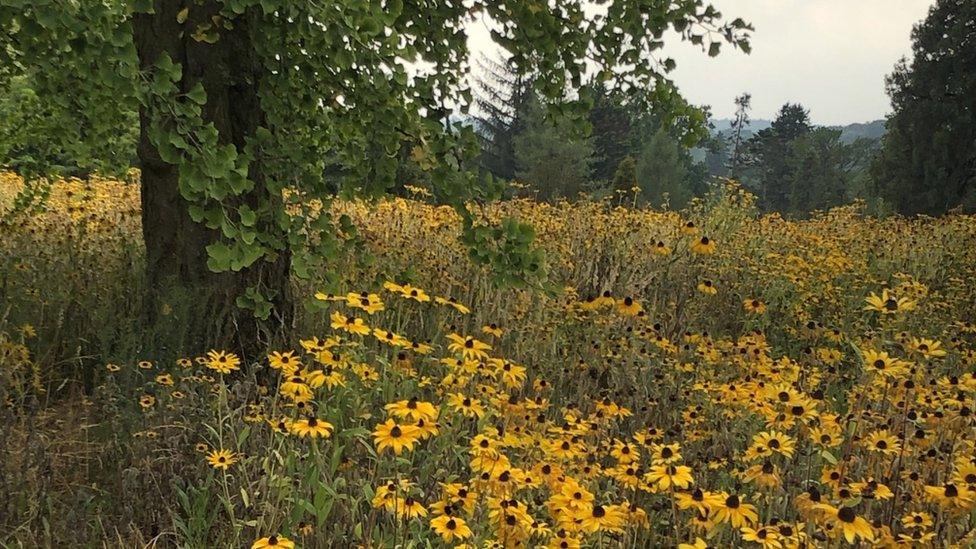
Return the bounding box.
[1,0,975,547]
[3,173,976,547]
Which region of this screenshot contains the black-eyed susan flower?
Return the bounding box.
[251,535,294,548]
[396,496,428,520]
[908,337,948,359]
[205,350,240,374]
[373,419,421,455]
[447,393,486,418]
[385,397,438,422]
[924,483,974,509]
[434,295,470,314]
[446,333,492,360]
[740,525,781,549]
[644,464,694,490]
[482,323,503,337]
[330,311,371,335]
[345,291,385,314]
[430,514,472,542]
[814,504,874,544]
[691,235,716,254]
[268,350,301,373]
[206,449,237,470]
[711,493,758,528]
[863,429,901,456]
[675,488,725,515]
[290,417,334,439]
[861,349,907,377]
[864,289,915,314]
[743,298,766,314]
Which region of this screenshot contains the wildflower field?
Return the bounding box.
[2,170,976,548]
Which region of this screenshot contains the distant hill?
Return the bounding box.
[833,120,887,143]
[710,118,886,143]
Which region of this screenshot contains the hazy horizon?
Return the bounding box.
[465,0,935,126]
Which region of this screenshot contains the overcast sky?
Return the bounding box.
[466,0,935,125]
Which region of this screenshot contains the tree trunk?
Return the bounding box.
[133,1,291,355]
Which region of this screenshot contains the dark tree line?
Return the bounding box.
[463,0,975,216]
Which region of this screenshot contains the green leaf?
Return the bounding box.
[239,204,257,227]
[186,83,207,105]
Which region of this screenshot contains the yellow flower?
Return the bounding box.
[251,535,294,549]
[446,333,492,360]
[741,526,782,549]
[434,295,471,314]
[346,291,385,314]
[861,349,907,377]
[908,337,947,358]
[206,449,237,470]
[814,504,874,544]
[710,493,758,527]
[644,464,694,490]
[447,393,486,418]
[373,419,421,455]
[864,288,915,314]
[396,283,431,303]
[651,239,672,255]
[863,430,901,456]
[690,235,716,254]
[743,298,766,314]
[385,398,439,422]
[430,514,472,542]
[616,296,643,316]
[330,311,371,335]
[206,350,241,374]
[482,323,504,337]
[290,417,334,439]
[750,430,795,459]
[268,350,301,373]
[395,496,427,519]
[697,279,717,295]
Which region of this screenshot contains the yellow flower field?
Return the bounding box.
[2,171,976,547]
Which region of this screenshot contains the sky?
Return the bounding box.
[466,0,935,126]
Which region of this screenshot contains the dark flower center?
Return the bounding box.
[838,507,856,523]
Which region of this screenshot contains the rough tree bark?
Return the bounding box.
[133,1,291,354]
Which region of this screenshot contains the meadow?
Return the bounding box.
[1,170,975,548]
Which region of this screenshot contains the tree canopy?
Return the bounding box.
[1,0,750,342]
[872,0,976,215]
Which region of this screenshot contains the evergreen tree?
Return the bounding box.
[872,0,976,214]
[588,84,634,183]
[784,128,857,213]
[472,54,533,181]
[634,126,707,208]
[745,103,811,211]
[513,97,595,200]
